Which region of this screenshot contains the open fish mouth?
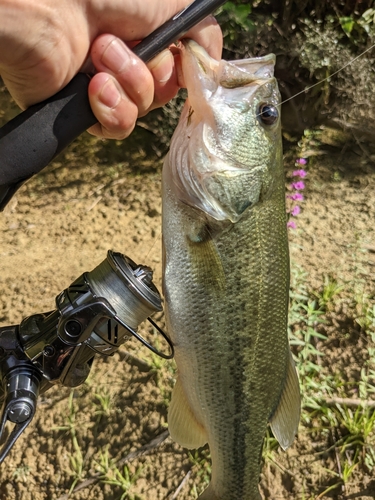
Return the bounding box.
[179,39,276,102]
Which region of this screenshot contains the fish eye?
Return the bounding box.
[257,103,279,126]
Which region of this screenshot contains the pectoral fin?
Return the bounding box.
[269,351,301,450]
[187,224,226,294]
[168,377,208,449]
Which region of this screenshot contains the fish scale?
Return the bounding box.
[162,40,300,500]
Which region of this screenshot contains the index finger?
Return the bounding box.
[184,15,223,60]
[92,0,200,40]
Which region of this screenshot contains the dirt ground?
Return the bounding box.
[0,87,375,500]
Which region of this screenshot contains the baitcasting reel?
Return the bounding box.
[0,250,173,464]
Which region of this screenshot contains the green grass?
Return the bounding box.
[93,386,114,423]
[288,265,333,411]
[312,274,344,311]
[147,335,177,409]
[12,464,31,483]
[54,390,86,495]
[94,447,144,500]
[188,448,212,498]
[283,263,375,497]
[55,387,146,499]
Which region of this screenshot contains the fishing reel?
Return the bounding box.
[0,250,173,464]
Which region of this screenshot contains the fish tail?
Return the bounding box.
[198,484,263,500]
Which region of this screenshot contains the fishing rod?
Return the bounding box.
[0,0,227,464]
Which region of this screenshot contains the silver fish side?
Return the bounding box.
[162,41,300,500]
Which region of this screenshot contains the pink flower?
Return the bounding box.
[287,220,297,229]
[291,205,301,216]
[287,193,304,201]
[292,169,307,178]
[291,181,305,190]
[296,158,307,165]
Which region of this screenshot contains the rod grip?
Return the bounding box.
[0,73,94,209]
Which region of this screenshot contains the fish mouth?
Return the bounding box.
[179,39,276,100]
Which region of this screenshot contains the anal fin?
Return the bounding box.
[168,377,208,449]
[269,351,301,450]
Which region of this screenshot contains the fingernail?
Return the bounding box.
[148,50,174,83]
[99,78,121,109]
[102,38,130,73]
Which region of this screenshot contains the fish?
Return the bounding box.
[162,40,300,500]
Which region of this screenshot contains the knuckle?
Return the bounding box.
[99,104,137,140]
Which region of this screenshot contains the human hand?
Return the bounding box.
[0,0,222,139]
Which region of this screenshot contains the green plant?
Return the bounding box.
[12,464,31,483]
[93,386,113,422]
[310,392,375,491]
[188,448,212,498]
[95,447,143,500]
[341,456,359,484]
[336,405,375,451]
[289,292,329,400]
[359,365,375,399]
[364,444,375,471]
[262,428,280,464]
[218,1,254,38]
[354,289,375,333]
[340,8,375,41]
[55,390,86,494]
[287,264,344,427]
[313,274,344,311]
[147,336,177,408]
[318,404,375,495]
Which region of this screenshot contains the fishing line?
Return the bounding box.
[256,41,375,118]
[145,227,162,261]
[279,41,375,107]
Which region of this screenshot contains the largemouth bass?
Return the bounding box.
[162,40,300,500]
